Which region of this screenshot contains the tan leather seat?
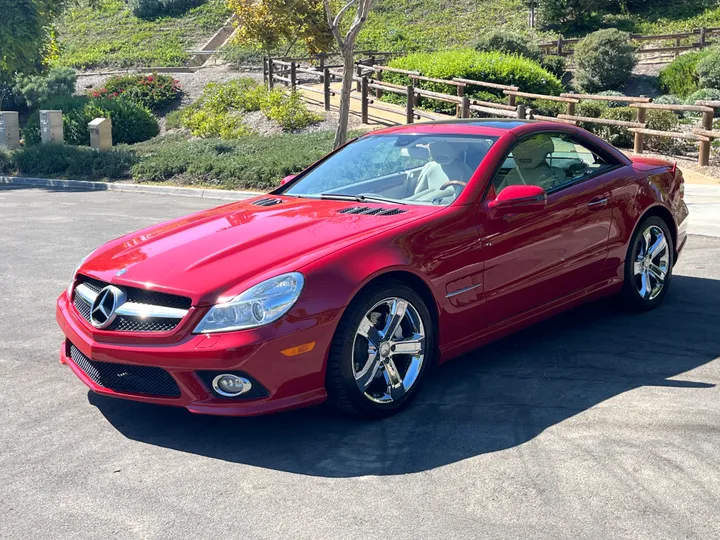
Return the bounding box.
[410,141,473,201]
[497,136,566,193]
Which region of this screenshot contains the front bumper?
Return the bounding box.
[56,293,339,416]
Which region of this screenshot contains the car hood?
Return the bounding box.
[79,196,438,305]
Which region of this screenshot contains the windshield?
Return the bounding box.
[282,134,498,206]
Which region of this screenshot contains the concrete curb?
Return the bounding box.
[0,176,262,201]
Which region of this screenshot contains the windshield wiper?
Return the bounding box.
[319,193,407,205]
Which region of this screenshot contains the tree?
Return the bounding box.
[323,0,374,148]
[0,0,68,108]
[227,0,334,57]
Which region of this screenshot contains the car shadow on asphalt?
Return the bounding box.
[89,275,719,477]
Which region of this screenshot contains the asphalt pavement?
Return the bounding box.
[1,185,719,540]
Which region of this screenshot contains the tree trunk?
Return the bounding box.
[333,50,355,149]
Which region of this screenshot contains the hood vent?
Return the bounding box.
[338,206,408,216]
[253,198,283,207]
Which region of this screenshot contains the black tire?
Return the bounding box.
[620,215,674,311]
[325,281,436,418]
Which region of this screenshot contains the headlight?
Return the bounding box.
[193,272,305,334]
[67,251,93,297]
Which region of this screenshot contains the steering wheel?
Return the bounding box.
[439,180,467,191]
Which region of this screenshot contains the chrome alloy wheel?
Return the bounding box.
[633,224,670,301]
[352,297,426,404]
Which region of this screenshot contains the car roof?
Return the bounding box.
[367,119,567,138]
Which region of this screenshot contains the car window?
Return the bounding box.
[490,133,615,195]
[282,134,498,206]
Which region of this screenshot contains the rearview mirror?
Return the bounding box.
[488,185,547,216]
[280,174,297,186]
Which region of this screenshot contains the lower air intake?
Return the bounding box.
[69,344,181,398]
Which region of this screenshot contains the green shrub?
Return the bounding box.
[574,29,636,92]
[13,67,77,109]
[173,79,320,137]
[538,0,615,27]
[129,131,345,189]
[686,88,720,104]
[595,90,628,108]
[540,55,566,79]
[23,95,159,146]
[473,31,541,60]
[218,44,266,67]
[658,50,711,97]
[522,98,565,117]
[596,106,637,147]
[127,0,206,18]
[595,107,682,151]
[261,90,322,130]
[386,49,563,113]
[13,144,136,178]
[0,147,14,174]
[576,100,608,118]
[91,73,182,112]
[653,94,685,106]
[696,53,720,90]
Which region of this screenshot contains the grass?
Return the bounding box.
[354,0,720,52]
[52,0,231,69]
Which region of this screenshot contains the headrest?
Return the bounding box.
[428,140,461,165]
[512,136,554,169]
[406,145,430,160]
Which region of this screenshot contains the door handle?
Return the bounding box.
[588,197,608,210]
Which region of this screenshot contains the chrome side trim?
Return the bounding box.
[74,282,188,319]
[445,283,482,298]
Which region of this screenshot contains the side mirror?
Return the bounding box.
[280,174,297,186]
[488,185,547,217]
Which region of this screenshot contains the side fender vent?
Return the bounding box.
[338,206,408,216]
[253,198,283,207]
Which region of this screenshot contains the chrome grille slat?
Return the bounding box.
[73,276,190,333]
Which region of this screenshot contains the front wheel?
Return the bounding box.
[326,282,435,418]
[620,216,674,310]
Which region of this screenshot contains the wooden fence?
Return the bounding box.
[266,57,720,167]
[539,26,720,57]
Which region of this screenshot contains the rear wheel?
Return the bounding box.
[326,282,435,418]
[621,216,674,310]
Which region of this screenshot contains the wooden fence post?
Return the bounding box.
[406,85,414,124]
[700,27,707,48]
[566,91,576,116]
[356,64,363,92]
[461,96,470,119]
[375,69,383,98]
[318,53,325,72]
[361,76,369,124]
[508,93,516,107]
[323,68,331,111]
[290,61,296,89]
[517,104,527,119]
[412,77,419,107]
[263,57,268,84]
[456,85,464,117]
[699,109,714,166]
[557,35,563,56]
[268,58,274,89]
[634,105,647,154]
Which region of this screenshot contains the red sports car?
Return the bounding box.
[56,120,689,418]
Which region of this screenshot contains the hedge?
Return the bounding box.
[658,50,713,98]
[384,49,563,113]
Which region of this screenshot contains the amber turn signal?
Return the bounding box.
[280,342,316,356]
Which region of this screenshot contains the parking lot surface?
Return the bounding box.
[2,185,719,540]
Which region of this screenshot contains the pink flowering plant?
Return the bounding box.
[89,73,182,112]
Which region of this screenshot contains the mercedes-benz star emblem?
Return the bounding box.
[90,285,127,329]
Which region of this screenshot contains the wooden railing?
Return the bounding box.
[539,27,720,57]
[266,57,720,167]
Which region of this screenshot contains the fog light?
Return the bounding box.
[212,374,252,397]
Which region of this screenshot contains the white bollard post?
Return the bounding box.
[40,110,64,144]
[88,118,112,151]
[0,111,20,150]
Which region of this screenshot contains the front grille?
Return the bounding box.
[69,344,181,398]
[338,206,408,216]
[73,275,190,333]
